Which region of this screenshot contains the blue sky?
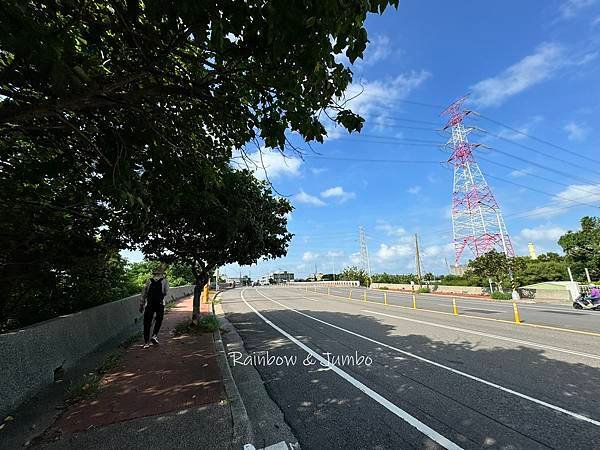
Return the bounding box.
[125,1,600,280]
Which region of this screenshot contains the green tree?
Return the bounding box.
[132,167,292,321]
[339,266,369,286]
[558,217,600,281]
[125,260,195,291]
[512,255,567,286]
[1,1,398,326]
[466,250,525,291]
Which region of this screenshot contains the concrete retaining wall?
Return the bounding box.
[371,283,487,295]
[518,288,572,303]
[0,285,194,416]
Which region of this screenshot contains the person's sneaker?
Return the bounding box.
[143,343,150,349]
[151,335,159,346]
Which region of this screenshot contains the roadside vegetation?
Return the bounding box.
[174,316,220,336]
[333,216,599,291]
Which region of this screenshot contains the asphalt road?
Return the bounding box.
[222,286,600,449]
[313,285,600,335]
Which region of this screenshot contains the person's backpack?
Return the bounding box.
[147,278,164,305]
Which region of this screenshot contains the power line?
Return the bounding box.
[475,112,600,166]
[342,130,599,187]
[481,129,600,177]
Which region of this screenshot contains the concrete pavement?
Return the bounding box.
[222,286,600,449]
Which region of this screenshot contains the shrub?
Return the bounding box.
[491,291,512,300]
[418,287,430,294]
[174,315,220,335]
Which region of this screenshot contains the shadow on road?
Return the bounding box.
[225,299,600,450]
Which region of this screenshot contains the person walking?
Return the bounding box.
[139,267,169,349]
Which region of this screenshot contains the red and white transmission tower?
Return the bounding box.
[442,95,515,264]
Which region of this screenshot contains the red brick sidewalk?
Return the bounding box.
[53,295,223,435]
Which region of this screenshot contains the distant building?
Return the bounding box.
[269,271,294,284]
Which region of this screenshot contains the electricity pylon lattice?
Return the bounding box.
[359,226,372,281]
[442,95,515,264]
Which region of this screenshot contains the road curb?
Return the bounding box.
[212,291,255,449]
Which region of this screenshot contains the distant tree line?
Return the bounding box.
[333,217,599,290]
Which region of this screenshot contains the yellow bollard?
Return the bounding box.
[412,294,417,309]
[452,298,458,316]
[364,290,367,303]
[349,290,352,301]
[305,286,308,292]
[513,302,521,324]
[202,284,210,304]
[384,292,388,306]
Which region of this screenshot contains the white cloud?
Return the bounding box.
[563,121,589,141]
[349,252,362,265]
[310,168,326,175]
[509,168,533,178]
[363,35,391,65]
[376,243,413,261]
[559,0,598,18]
[526,184,600,218]
[496,115,544,141]
[320,186,356,203]
[233,148,302,180]
[327,250,344,258]
[470,43,565,108]
[519,225,567,242]
[302,251,320,262]
[326,70,431,139]
[295,190,326,206]
[407,185,422,195]
[376,220,406,237]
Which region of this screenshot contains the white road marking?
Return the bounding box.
[363,309,600,361]
[241,289,463,450]
[257,288,600,427]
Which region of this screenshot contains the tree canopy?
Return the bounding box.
[559,216,600,281]
[1,1,399,326]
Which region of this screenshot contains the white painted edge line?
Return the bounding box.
[363,309,600,361]
[241,289,463,450]
[256,288,600,427]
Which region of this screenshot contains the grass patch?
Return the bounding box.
[418,287,430,293]
[378,286,388,290]
[491,291,513,300]
[67,373,102,404]
[165,301,178,313]
[97,350,123,374]
[174,315,219,336]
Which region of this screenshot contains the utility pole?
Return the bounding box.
[332,253,336,281]
[445,257,451,274]
[414,233,423,287]
[359,226,372,286]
